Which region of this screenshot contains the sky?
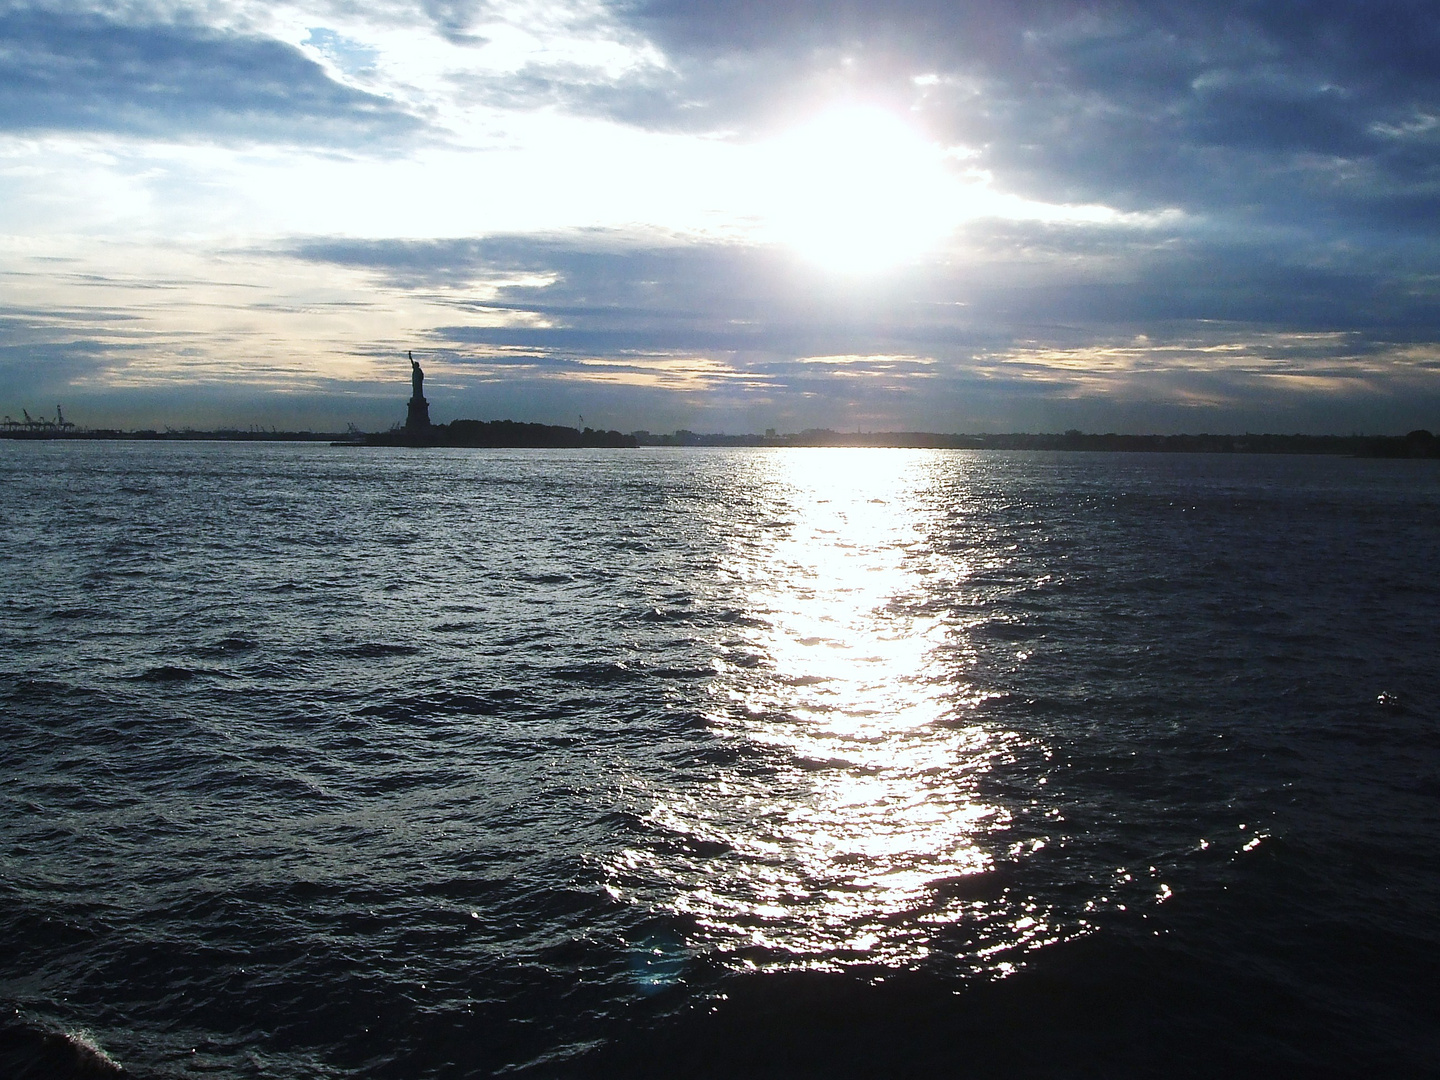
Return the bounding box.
[2,0,1439,435]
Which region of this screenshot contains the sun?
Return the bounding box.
[759,106,967,273]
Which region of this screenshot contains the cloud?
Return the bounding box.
[293,221,1440,339]
[617,1,1440,236]
[2,1,1439,434]
[0,8,418,142]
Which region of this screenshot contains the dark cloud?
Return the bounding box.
[294,235,1001,357]
[294,224,1440,342]
[0,335,121,403]
[420,0,490,40]
[0,9,419,141]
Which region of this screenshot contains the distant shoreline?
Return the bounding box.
[0,428,342,442]
[2,424,1436,457]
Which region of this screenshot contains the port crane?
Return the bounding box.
[1,405,76,433]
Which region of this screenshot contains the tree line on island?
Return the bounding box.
[361,419,637,448]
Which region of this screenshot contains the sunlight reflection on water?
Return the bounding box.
[609,450,1045,971]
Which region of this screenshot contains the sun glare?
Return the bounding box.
[760,107,966,273]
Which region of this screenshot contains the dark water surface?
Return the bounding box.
[2,442,1437,1077]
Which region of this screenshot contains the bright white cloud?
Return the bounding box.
[0,5,1170,259]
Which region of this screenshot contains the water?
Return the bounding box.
[1,442,1437,1077]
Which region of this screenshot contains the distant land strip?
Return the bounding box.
[1,422,1437,457]
[634,428,1440,457]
